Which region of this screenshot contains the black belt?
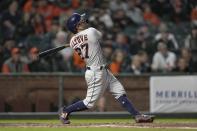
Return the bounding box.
[86,65,107,70]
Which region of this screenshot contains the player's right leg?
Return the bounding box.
[107,70,154,123]
[59,100,87,124]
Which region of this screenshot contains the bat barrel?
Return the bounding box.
[38,45,68,58]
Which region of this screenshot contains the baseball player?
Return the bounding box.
[59,13,154,124]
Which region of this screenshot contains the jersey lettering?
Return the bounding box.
[72,34,88,46]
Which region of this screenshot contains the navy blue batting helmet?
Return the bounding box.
[66,13,86,33]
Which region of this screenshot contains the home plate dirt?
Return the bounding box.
[1,123,197,129]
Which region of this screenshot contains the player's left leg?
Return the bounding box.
[107,70,154,123]
[107,71,140,117]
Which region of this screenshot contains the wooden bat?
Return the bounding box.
[38,44,70,58]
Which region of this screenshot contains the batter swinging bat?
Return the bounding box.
[38,44,70,58]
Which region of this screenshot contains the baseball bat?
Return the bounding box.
[38,44,70,58]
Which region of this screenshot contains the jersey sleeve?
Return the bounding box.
[89,27,102,39]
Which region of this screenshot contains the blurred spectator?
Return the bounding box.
[89,9,100,24]
[180,48,191,63]
[112,9,130,29]
[150,0,173,20]
[2,38,16,60]
[99,10,114,29]
[52,30,73,72]
[15,12,34,42]
[173,57,189,73]
[28,47,49,72]
[184,24,197,62]
[31,13,46,36]
[53,31,68,47]
[191,5,197,24]
[137,51,151,73]
[36,0,54,21]
[154,23,179,51]
[109,50,125,75]
[113,33,130,54]
[76,0,92,14]
[0,45,6,71]
[1,0,20,40]
[143,3,160,26]
[179,48,196,72]
[36,0,62,31]
[102,42,113,62]
[151,42,176,72]
[170,0,189,23]
[109,0,127,11]
[55,0,80,9]
[126,1,144,25]
[126,55,142,75]
[40,19,60,51]
[2,48,29,73]
[0,1,10,13]
[23,0,35,14]
[89,9,114,30]
[130,25,154,55]
[184,24,197,49]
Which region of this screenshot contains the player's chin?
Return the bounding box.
[79,26,88,31]
[82,26,88,30]
[82,23,89,29]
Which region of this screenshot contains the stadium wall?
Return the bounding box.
[0,73,149,112]
[0,73,195,112]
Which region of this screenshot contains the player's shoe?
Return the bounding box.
[134,114,155,123]
[59,107,70,124]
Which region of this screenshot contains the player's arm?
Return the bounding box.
[95,29,102,38]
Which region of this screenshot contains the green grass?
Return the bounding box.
[0,118,197,131]
[0,128,194,131]
[0,118,197,124]
[0,118,130,124]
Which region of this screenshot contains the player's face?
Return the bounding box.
[76,20,88,31]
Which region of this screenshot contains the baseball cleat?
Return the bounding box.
[134,114,155,123]
[59,107,70,124]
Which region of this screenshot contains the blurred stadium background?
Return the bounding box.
[0,0,197,121]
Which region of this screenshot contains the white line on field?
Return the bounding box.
[1,123,197,129]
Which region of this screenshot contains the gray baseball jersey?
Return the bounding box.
[70,27,106,67]
[69,27,126,108]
